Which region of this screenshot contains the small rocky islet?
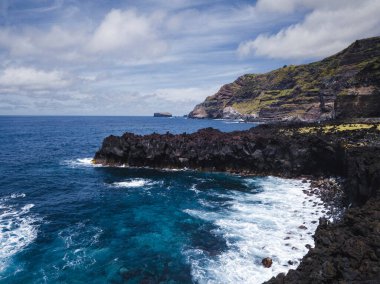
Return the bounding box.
[153,112,173,117]
[94,37,380,283]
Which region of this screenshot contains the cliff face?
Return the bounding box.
[189,37,380,122]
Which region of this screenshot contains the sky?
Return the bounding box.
[0,0,379,115]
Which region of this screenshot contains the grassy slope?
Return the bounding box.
[199,37,380,120]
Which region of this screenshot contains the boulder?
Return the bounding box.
[262,257,273,268]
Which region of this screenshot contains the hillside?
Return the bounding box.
[189,37,380,122]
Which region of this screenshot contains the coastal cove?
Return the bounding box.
[94,121,380,283]
[2,1,380,283]
[0,116,331,283]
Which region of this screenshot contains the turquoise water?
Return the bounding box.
[0,116,327,283]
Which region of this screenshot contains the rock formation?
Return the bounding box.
[154,112,172,117]
[94,124,379,205]
[189,37,380,122]
[262,257,273,268]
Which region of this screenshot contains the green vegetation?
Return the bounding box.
[298,124,380,134]
[232,89,294,114]
[196,37,380,119]
[232,98,278,114]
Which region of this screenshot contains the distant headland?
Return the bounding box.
[189,36,380,123]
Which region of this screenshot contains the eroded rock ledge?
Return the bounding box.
[94,123,380,282]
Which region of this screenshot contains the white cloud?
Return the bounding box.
[0,9,168,63]
[87,9,168,59]
[0,67,70,90]
[0,26,85,58]
[1,1,380,115]
[238,0,380,59]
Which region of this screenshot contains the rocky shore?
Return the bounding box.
[94,123,380,283]
[265,198,380,283]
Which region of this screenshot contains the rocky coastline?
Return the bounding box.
[94,123,380,283]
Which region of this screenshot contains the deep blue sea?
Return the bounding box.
[0,116,327,283]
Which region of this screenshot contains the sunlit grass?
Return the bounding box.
[297,123,380,134]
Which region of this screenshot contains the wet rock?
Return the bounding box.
[265,199,380,284]
[262,257,273,268]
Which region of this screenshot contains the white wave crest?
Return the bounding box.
[62,157,101,168]
[189,184,201,194]
[184,176,328,284]
[0,196,39,274]
[111,178,155,188]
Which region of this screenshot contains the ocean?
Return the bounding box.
[0,116,327,283]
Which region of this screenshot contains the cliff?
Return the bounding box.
[189,37,380,122]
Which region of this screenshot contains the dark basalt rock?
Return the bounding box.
[153,112,172,117]
[262,257,273,268]
[94,123,380,283]
[94,125,349,178]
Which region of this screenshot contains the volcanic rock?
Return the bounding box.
[262,257,273,268]
[154,112,172,117]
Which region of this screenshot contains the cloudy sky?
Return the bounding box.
[0,0,379,115]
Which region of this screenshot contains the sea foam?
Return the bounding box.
[111,179,155,188]
[62,157,101,168]
[58,223,102,270]
[184,176,327,284]
[0,194,39,275]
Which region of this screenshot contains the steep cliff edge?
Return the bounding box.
[189,37,380,122]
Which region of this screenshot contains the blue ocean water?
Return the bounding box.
[0,116,327,283]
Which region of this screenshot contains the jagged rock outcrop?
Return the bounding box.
[189,37,380,122]
[94,126,345,177]
[94,124,379,204]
